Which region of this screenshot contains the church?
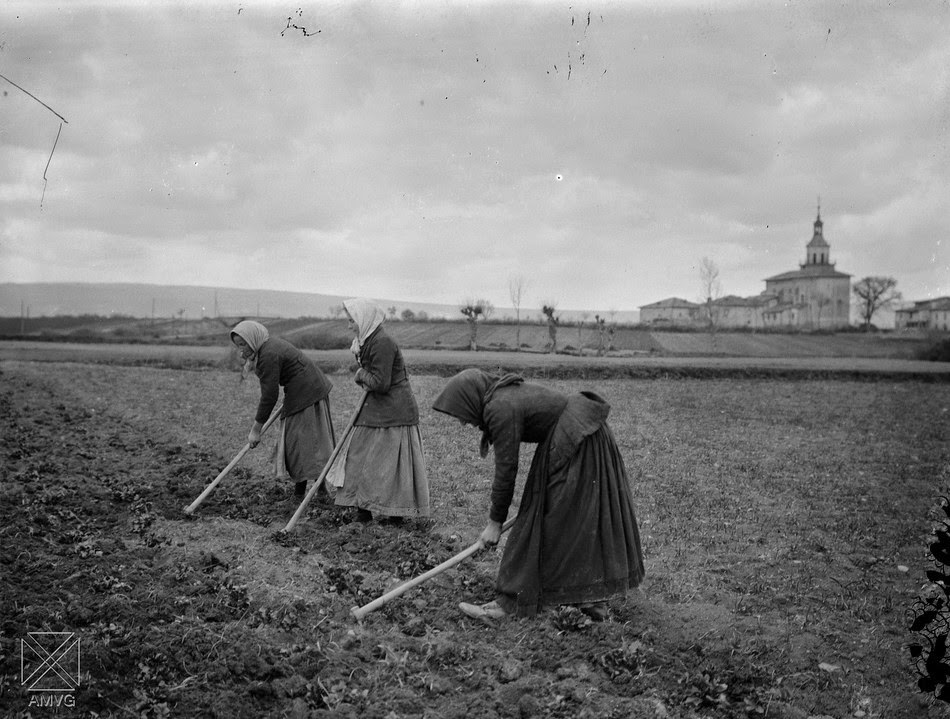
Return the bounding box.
[760,206,852,329]
[640,206,852,329]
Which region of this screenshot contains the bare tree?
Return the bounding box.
[387,305,398,320]
[813,293,832,329]
[542,303,559,354]
[699,257,722,328]
[460,298,493,351]
[508,275,527,351]
[852,276,901,331]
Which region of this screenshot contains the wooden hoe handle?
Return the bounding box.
[281,392,368,533]
[350,517,517,621]
[182,402,283,515]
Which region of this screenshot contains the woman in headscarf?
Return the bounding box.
[326,298,429,524]
[230,320,335,499]
[432,369,644,621]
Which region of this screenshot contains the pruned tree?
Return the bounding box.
[387,305,398,320]
[508,275,528,351]
[460,298,493,351]
[852,276,901,331]
[542,303,559,354]
[594,314,607,356]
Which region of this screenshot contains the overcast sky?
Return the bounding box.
[2,0,948,314]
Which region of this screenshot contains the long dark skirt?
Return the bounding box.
[329,425,430,518]
[495,422,645,617]
[275,399,335,485]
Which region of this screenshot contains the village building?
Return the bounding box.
[895,297,950,331]
[710,294,775,329]
[637,297,701,325]
[640,206,852,329]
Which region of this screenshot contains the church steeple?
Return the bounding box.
[802,197,832,269]
[804,198,830,266]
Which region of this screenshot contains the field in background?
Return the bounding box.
[1,340,949,385]
[0,315,938,359]
[2,356,950,717]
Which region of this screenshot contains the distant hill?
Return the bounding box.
[0,282,641,324]
[1,282,363,320]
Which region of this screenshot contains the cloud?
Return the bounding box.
[1,0,948,312]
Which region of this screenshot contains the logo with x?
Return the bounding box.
[20,632,81,692]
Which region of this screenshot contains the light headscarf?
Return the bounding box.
[343,298,386,357]
[432,368,524,457]
[230,320,269,376]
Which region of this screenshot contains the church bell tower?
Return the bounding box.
[803,199,831,268]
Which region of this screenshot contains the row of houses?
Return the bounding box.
[641,207,852,329]
[895,297,950,331]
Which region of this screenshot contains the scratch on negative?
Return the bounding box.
[41,122,64,207]
[0,72,69,208]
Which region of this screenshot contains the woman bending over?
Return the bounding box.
[433,369,644,620]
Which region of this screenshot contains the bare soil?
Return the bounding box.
[1,357,949,719]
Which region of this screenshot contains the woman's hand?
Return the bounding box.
[479,520,502,548]
[247,423,263,448]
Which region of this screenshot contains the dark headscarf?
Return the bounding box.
[432,368,524,457]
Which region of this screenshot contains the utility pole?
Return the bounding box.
[20,300,25,335]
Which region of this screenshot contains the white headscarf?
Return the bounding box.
[230,320,269,376]
[343,298,385,358]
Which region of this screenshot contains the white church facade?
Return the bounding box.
[640,207,852,330]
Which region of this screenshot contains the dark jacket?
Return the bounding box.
[354,327,419,427]
[254,337,332,423]
[481,385,611,523]
[482,383,569,522]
